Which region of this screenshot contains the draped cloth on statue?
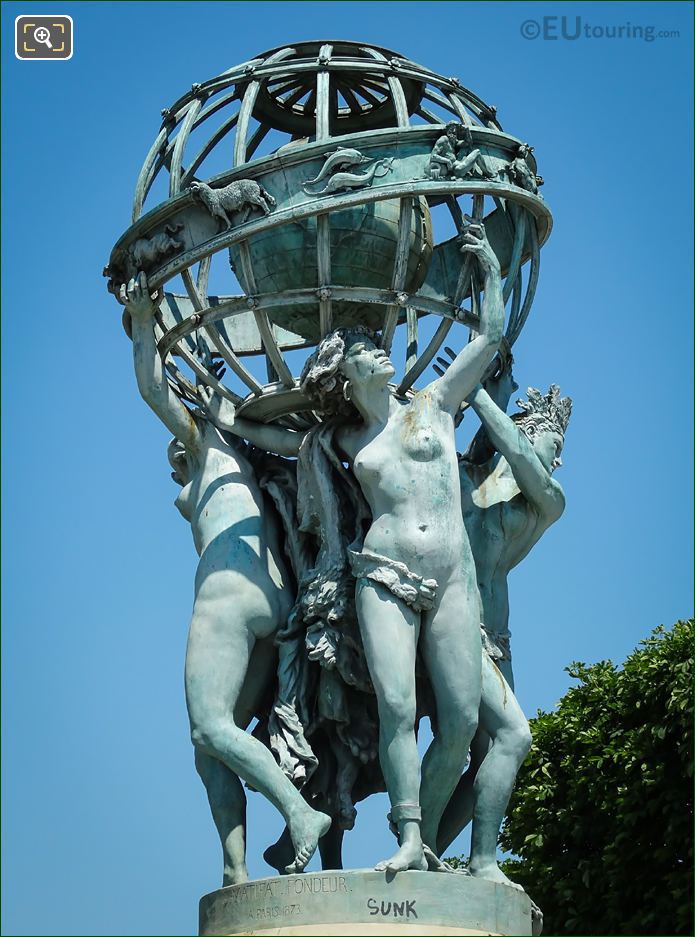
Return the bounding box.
[257,427,383,821]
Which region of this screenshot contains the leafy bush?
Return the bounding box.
[498,620,693,935]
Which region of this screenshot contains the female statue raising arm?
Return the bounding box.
[122,274,330,882]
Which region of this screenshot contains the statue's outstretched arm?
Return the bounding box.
[461,354,517,465]
[198,386,305,457]
[430,221,504,414]
[233,418,305,456]
[467,385,565,521]
[123,274,201,452]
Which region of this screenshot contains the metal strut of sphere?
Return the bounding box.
[107,41,552,424]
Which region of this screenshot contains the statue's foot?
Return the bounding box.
[222,861,250,887]
[285,809,332,874]
[423,845,467,874]
[263,835,294,875]
[469,861,524,891]
[375,840,428,873]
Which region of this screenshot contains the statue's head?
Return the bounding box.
[300,327,394,417]
[445,121,459,140]
[167,437,189,486]
[511,385,572,472]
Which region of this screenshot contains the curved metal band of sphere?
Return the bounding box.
[115,180,549,295]
[156,288,478,363]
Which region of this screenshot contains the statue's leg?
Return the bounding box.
[435,727,492,856]
[333,742,359,831]
[355,580,427,872]
[216,206,231,228]
[195,637,278,886]
[453,149,481,178]
[318,824,345,870]
[468,655,531,889]
[185,590,330,873]
[436,642,516,854]
[419,578,482,852]
[195,752,248,886]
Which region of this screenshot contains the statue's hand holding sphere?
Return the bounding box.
[118,272,160,319]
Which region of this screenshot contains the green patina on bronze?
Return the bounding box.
[108,40,563,937]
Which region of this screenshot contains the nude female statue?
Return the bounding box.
[201,219,505,872]
[121,273,331,883]
[436,359,571,887]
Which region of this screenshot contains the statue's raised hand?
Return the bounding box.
[484,345,518,410]
[459,218,500,275]
[119,271,160,319]
[196,384,236,431]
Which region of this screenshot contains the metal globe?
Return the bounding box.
[106,40,552,422]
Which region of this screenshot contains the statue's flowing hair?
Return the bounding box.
[299,326,377,418]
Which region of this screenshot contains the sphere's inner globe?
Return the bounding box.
[230,197,432,341]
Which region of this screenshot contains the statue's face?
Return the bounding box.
[341,337,395,387]
[528,428,564,473]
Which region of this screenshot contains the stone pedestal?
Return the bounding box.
[199,870,534,936]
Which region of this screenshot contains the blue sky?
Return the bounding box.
[2,2,693,935]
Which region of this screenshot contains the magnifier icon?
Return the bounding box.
[34,26,53,49]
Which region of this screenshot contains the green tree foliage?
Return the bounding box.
[499,620,693,935]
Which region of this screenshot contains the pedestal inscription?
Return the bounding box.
[199,871,533,936]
